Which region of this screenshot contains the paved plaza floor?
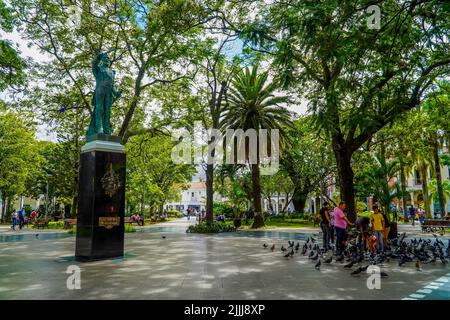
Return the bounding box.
[0,218,449,300]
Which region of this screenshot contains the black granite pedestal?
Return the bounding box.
[75,136,126,261]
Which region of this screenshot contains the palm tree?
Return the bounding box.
[427,179,450,216]
[363,153,400,216]
[221,65,294,228]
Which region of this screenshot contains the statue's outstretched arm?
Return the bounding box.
[92,53,102,76]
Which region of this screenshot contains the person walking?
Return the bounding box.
[18,208,25,230]
[371,205,385,255]
[11,210,17,230]
[318,202,332,251]
[333,201,354,256]
[409,205,416,226]
[186,208,191,221]
[418,208,425,225]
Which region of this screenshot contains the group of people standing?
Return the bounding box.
[11,208,44,230]
[317,201,354,256]
[317,201,391,257]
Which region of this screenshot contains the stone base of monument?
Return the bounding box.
[75,135,126,262]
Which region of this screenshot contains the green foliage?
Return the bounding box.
[221,64,294,226]
[428,179,450,208]
[68,226,76,235]
[356,201,367,213]
[212,202,234,218]
[357,153,400,215]
[0,111,41,198]
[125,224,136,233]
[126,134,196,215]
[47,221,64,229]
[167,209,184,218]
[282,117,334,211]
[0,0,25,91]
[187,221,236,233]
[266,212,311,221]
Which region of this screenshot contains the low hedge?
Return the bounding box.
[186,221,236,233]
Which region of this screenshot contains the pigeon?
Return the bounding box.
[35,234,39,237]
[270,244,275,251]
[350,267,363,276]
[324,256,333,264]
[344,261,355,269]
[315,260,321,270]
[281,246,287,252]
[284,252,290,258]
[360,265,370,272]
[301,245,307,255]
[308,250,315,258]
[289,249,294,257]
[415,260,422,271]
[263,243,268,248]
[380,271,389,278]
[162,236,166,239]
[311,252,319,261]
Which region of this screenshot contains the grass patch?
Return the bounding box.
[232,218,316,229]
[125,224,136,233]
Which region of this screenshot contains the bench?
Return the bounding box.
[33,219,49,229]
[64,219,77,229]
[124,217,144,226]
[421,219,450,233]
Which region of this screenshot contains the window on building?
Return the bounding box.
[415,170,421,185]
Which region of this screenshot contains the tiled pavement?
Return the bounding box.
[0,218,448,300]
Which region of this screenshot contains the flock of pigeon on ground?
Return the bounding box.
[263,233,450,277]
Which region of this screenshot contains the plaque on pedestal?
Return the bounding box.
[75,136,126,261]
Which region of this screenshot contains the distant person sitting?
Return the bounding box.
[131,213,144,226]
[216,214,225,222]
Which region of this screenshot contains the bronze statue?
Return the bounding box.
[87,51,121,138]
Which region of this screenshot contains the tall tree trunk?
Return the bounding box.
[71,195,78,218]
[205,163,214,223]
[251,163,264,228]
[292,190,308,213]
[399,157,408,215]
[432,141,446,216]
[333,145,356,222]
[420,164,431,218]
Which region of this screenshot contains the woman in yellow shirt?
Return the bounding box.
[370,205,385,254]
